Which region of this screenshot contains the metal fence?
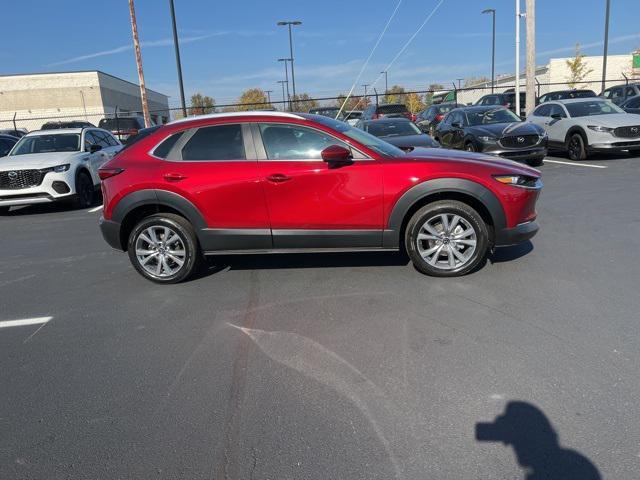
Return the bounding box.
[0,78,635,133]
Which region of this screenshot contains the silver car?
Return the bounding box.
[527,98,640,160]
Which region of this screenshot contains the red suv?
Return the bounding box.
[99,112,541,283]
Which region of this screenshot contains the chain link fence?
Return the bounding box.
[0,78,634,134]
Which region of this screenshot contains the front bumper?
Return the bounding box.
[0,170,77,207]
[588,140,640,151]
[495,220,539,246]
[481,144,547,162]
[99,216,123,250]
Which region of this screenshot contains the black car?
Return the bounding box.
[620,96,640,114]
[538,89,596,103]
[308,107,344,120]
[601,83,640,105]
[360,103,413,121]
[434,106,547,167]
[415,102,464,135]
[357,118,439,151]
[0,128,27,138]
[476,92,530,118]
[98,116,151,141]
[41,120,96,129]
[0,134,18,157]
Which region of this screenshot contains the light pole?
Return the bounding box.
[265,90,273,105]
[482,8,496,93]
[381,70,388,97]
[457,78,464,88]
[362,83,369,102]
[277,21,302,108]
[277,80,288,111]
[515,0,523,117]
[278,58,292,110]
[169,0,187,118]
[601,0,611,93]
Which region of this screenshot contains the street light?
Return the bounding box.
[278,58,292,111]
[482,8,496,93]
[168,0,187,117]
[277,21,302,109]
[602,0,610,93]
[381,70,388,96]
[277,80,288,111]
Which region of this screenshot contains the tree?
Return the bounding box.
[291,93,319,112]
[424,83,444,106]
[566,43,594,88]
[237,88,271,111]
[385,85,406,104]
[188,93,215,115]
[405,92,425,114]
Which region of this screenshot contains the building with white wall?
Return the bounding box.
[0,71,170,131]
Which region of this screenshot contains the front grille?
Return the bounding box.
[499,134,540,149]
[0,169,44,190]
[614,126,640,138]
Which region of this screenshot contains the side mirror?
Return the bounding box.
[321,144,352,163]
[89,144,102,153]
[451,122,462,128]
[550,113,562,120]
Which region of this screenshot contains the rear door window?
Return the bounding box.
[181,124,246,161]
[153,131,184,158]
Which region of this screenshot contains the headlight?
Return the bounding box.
[587,125,614,133]
[40,164,70,174]
[478,136,497,143]
[493,174,541,188]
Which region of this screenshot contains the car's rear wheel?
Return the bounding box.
[567,133,587,161]
[527,156,544,167]
[73,171,94,208]
[127,213,200,284]
[465,142,476,152]
[405,200,489,277]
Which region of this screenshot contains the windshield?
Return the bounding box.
[565,100,623,117]
[10,133,80,155]
[367,121,421,137]
[467,108,522,126]
[302,114,405,157]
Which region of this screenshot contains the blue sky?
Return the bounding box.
[2,0,639,106]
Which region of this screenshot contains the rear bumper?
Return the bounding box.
[495,220,539,246]
[99,216,123,250]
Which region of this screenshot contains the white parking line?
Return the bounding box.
[88,205,103,213]
[544,159,607,169]
[0,316,52,329]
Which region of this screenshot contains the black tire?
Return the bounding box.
[527,156,544,167]
[127,213,201,284]
[405,200,489,277]
[464,141,476,153]
[567,133,587,161]
[73,171,94,208]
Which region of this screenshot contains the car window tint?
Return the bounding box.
[92,131,111,147]
[0,139,13,156]
[84,131,97,150]
[628,97,640,108]
[549,104,566,117]
[626,87,636,97]
[153,131,184,158]
[259,124,347,160]
[534,104,551,116]
[181,124,245,161]
[611,88,624,98]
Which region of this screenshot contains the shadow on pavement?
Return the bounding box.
[476,401,601,480]
[489,241,533,264]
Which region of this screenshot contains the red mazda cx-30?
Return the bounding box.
[98,111,541,283]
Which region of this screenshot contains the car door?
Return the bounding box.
[82,130,105,184]
[154,123,271,249]
[545,104,569,144]
[528,104,552,129]
[610,87,625,105]
[449,111,466,149]
[436,113,454,147]
[255,122,383,248]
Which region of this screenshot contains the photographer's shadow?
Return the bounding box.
[476,401,601,479]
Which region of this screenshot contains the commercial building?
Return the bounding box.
[0,70,170,131]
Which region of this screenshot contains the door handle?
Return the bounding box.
[163,173,187,182]
[266,173,292,183]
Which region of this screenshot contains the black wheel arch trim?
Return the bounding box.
[565,126,588,145]
[384,178,506,248]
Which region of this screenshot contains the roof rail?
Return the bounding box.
[169,111,305,125]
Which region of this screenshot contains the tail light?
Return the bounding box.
[434,114,444,122]
[98,168,125,180]
[372,113,381,119]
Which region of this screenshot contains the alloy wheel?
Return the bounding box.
[134,226,187,278]
[416,213,477,271]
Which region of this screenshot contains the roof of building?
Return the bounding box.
[169,111,305,125]
[0,70,168,98]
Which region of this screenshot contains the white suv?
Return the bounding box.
[527,98,640,160]
[0,128,121,212]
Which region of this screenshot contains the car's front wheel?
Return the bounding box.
[567,133,587,161]
[464,142,476,153]
[73,171,94,208]
[127,213,201,284]
[405,200,489,277]
[527,156,544,167]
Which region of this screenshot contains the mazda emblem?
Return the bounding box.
[632,127,638,133]
[517,136,525,143]
[8,171,18,179]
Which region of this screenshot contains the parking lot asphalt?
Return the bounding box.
[1,153,639,479]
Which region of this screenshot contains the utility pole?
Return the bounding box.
[277,81,287,111]
[525,0,536,116]
[277,21,302,109]
[381,70,388,96]
[457,78,464,88]
[601,0,611,93]
[128,0,151,127]
[278,58,291,111]
[482,8,496,93]
[265,90,273,105]
[169,0,187,118]
[362,84,369,100]
[515,0,522,118]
